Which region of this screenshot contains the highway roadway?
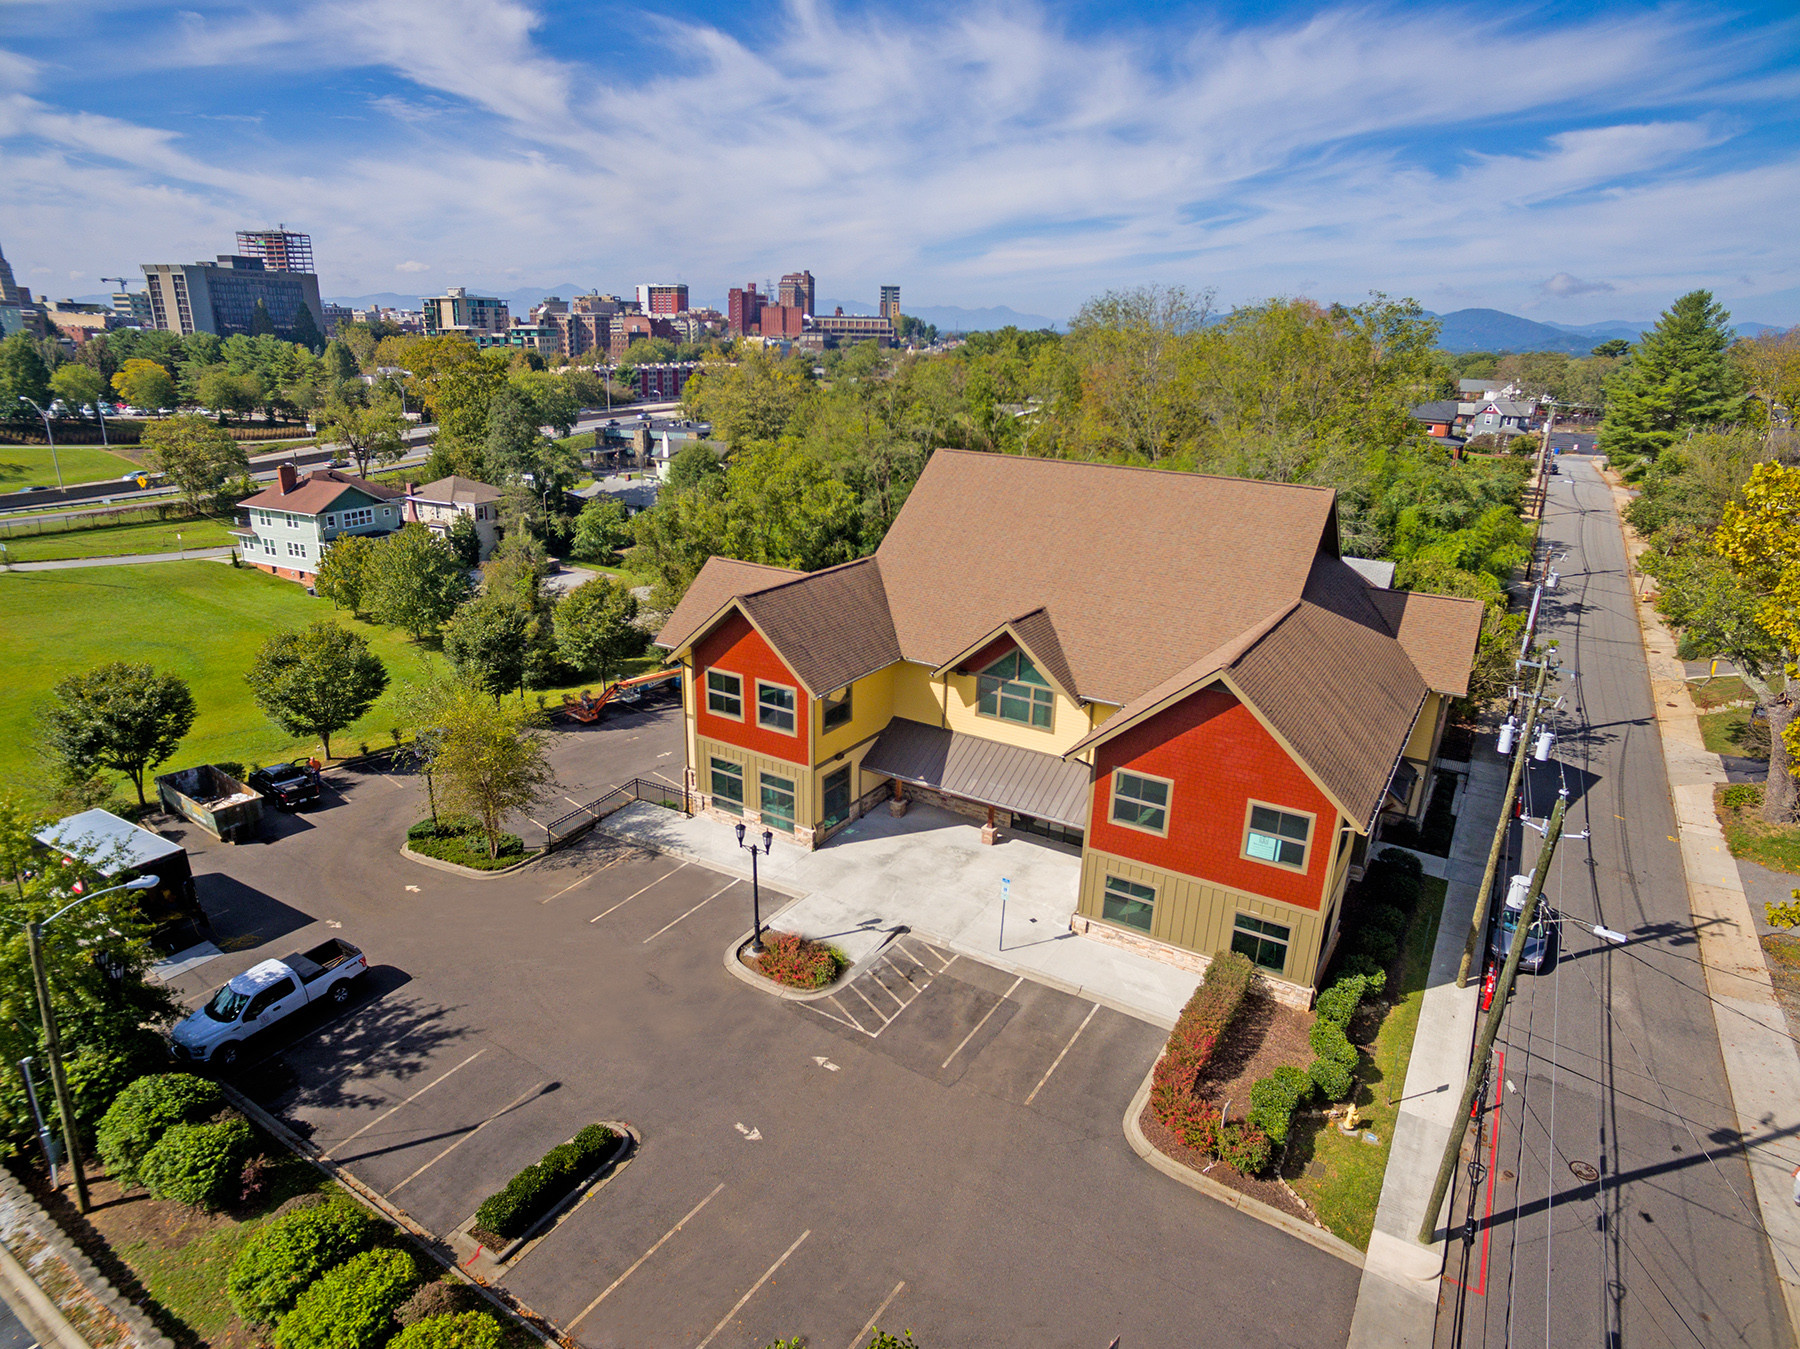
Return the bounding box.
[1437,456,1790,1347]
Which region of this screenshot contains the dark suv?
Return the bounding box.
[248,762,319,810]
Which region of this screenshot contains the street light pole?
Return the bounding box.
[11,875,158,1214]
[735,822,774,954]
[17,397,63,489]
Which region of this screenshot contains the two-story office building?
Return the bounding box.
[654,451,1482,999]
[234,464,405,582]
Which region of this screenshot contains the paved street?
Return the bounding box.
[163,703,1361,1348]
[1437,457,1790,1347]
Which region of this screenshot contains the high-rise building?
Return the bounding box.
[421,287,509,336]
[112,289,154,327]
[0,241,46,338]
[778,270,816,316]
[728,283,764,335]
[142,253,325,339]
[235,228,315,274]
[879,285,901,322]
[759,304,805,338]
[636,284,689,316]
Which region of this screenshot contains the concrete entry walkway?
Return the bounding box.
[598,799,1202,1025]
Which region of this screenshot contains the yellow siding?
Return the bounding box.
[814,664,896,764]
[1403,691,1441,762]
[1077,847,1325,986]
[940,670,1094,756]
[891,662,944,725]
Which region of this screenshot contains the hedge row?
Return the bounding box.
[96,1073,223,1187]
[273,1248,423,1349]
[473,1124,617,1240]
[228,1201,382,1325]
[93,1072,271,1211]
[1147,949,1254,1126]
[1333,848,1424,982]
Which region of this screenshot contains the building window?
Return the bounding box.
[1244,804,1312,870]
[1231,914,1291,972]
[382,507,393,518]
[341,506,374,529]
[821,766,851,828]
[324,514,336,528]
[759,772,796,833]
[977,650,1053,728]
[287,541,306,558]
[705,670,742,719]
[1101,875,1155,933]
[1110,770,1170,835]
[822,687,853,732]
[262,539,275,556]
[710,758,744,815]
[757,681,796,734]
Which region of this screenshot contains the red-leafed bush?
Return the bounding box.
[753,932,846,989]
[1148,950,1254,1128]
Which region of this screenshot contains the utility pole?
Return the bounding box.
[1457,654,1554,988]
[1421,792,1568,1244]
[1532,401,1558,518]
[27,921,89,1213]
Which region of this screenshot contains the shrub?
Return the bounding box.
[228,1201,383,1325]
[1247,1064,1313,1146]
[1313,975,1368,1027]
[396,1282,486,1328]
[754,932,845,989]
[1336,949,1386,982]
[96,1073,224,1186]
[1374,846,1423,880]
[388,1312,505,1349]
[239,1154,277,1207]
[1308,1056,1354,1102]
[1217,1122,1272,1175]
[1148,951,1255,1127]
[1309,1018,1358,1070]
[274,1247,423,1349]
[1722,783,1763,811]
[140,1118,255,1210]
[406,816,526,870]
[271,1192,327,1220]
[473,1125,617,1240]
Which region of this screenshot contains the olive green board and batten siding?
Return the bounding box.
[1076,847,1325,984]
[695,734,814,829]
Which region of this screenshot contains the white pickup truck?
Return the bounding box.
[170,939,367,1068]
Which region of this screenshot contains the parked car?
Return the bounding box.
[1488,873,1557,974]
[169,939,367,1067]
[248,762,320,810]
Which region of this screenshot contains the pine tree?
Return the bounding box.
[1599,290,1748,466]
[289,301,325,353]
[250,299,277,337]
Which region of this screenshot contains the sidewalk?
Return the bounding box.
[598,799,1202,1026]
[3,546,234,570]
[1346,752,1505,1347]
[1606,472,1800,1337]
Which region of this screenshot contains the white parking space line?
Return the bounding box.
[590,862,690,923]
[1024,1003,1100,1106]
[847,1281,907,1349]
[693,1229,812,1349]
[389,1079,546,1194]
[641,880,737,944]
[566,1182,727,1333]
[320,1048,486,1160]
[940,976,1022,1070]
[541,849,633,903]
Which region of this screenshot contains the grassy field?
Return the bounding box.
[0,442,141,491]
[2,517,237,562]
[1287,875,1447,1250]
[0,563,445,803]
[1699,707,1759,756]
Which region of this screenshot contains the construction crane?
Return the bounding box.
[100,277,133,293]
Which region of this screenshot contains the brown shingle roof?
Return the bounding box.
[239,468,403,515]
[653,557,804,655]
[875,450,1335,705]
[1366,590,1486,697]
[413,474,501,505]
[737,557,902,695]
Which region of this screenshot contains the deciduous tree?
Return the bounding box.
[49,364,107,416]
[39,662,197,805]
[0,333,51,411]
[244,622,389,760]
[314,533,380,618]
[570,497,629,563]
[442,595,531,702]
[316,390,407,477]
[554,577,648,685]
[141,415,250,514]
[110,358,176,411]
[422,682,556,858]
[367,524,475,640]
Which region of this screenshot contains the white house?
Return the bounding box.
[403,475,503,561]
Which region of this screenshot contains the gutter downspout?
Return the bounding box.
[679,655,694,813]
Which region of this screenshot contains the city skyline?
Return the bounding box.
[3,0,1798,325]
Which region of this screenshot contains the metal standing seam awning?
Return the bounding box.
[860,718,1093,829]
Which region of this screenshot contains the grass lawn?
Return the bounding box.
[1717,786,1800,875]
[2,517,237,562]
[1699,707,1759,756]
[1286,875,1447,1249]
[1690,676,1752,711]
[0,442,141,491]
[0,563,444,806]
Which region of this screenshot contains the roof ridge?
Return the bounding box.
[924,447,1340,494]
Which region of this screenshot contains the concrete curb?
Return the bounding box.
[1603,469,1800,1342]
[450,1124,638,1278]
[400,843,544,879]
[1120,1064,1366,1268]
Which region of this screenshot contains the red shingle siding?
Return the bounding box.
[694,611,810,765]
[1089,686,1333,911]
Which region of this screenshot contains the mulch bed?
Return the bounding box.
[1138,988,1323,1228]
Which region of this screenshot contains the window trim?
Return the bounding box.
[1231,912,1292,973]
[822,685,853,733]
[758,770,797,832]
[1100,873,1157,934]
[705,669,744,721]
[756,679,798,736]
[709,756,745,815]
[1240,799,1315,873]
[1109,768,1172,837]
[974,649,1056,731]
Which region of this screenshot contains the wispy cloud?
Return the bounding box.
[0,1,1794,320]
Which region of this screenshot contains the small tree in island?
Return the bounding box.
[417,679,556,859]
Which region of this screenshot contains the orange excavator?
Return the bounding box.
[561,667,681,723]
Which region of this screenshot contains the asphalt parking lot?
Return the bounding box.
[161,706,1360,1348]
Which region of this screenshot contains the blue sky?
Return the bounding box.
[3,0,1797,324]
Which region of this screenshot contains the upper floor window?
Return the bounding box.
[1110,771,1170,835]
[822,686,853,732]
[706,669,742,719]
[342,506,374,529]
[757,681,796,735]
[977,650,1053,729]
[1244,803,1311,870]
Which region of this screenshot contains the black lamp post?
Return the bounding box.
[735,821,774,954]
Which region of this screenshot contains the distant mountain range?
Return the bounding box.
[1426,307,1779,354]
